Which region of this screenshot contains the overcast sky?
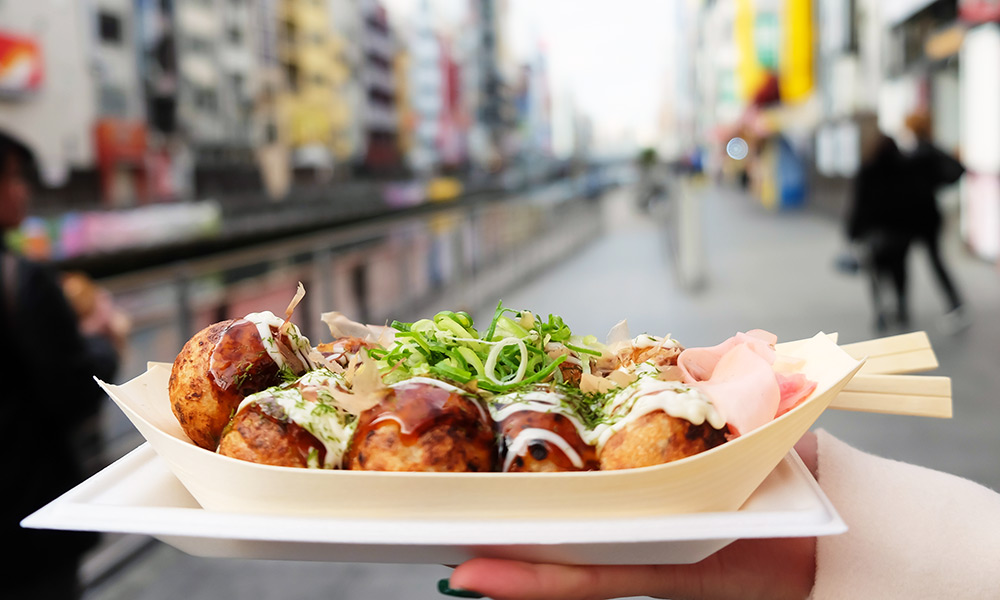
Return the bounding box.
[506,0,676,152]
[383,0,677,154]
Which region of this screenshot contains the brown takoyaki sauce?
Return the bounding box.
[366,382,490,444]
[209,319,280,397]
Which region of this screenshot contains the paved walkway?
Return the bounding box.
[81,181,1000,600]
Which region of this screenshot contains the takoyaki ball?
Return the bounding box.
[344,378,495,472]
[218,369,359,468]
[169,312,315,450]
[218,403,324,468]
[599,411,728,471]
[497,410,599,473]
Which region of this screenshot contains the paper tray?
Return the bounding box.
[22,443,845,565]
[90,332,864,520]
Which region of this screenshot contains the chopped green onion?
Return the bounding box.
[565,342,603,357]
[371,300,598,394]
[396,330,432,357]
[430,361,472,383]
[457,346,485,376]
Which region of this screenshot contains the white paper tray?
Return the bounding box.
[22,443,845,565]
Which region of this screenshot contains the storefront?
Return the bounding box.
[732,0,817,210]
[958,21,1000,261]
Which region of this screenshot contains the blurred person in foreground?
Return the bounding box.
[897,110,967,331]
[1,136,127,599]
[845,124,911,332]
[440,429,1000,600]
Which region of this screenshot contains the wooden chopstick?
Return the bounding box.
[829,392,952,418]
[828,373,952,418]
[842,373,951,396]
[838,331,939,375]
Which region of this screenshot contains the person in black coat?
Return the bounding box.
[898,111,966,325]
[1,137,123,599]
[846,132,912,331]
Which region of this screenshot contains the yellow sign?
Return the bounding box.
[735,0,814,104]
[735,0,766,102]
[780,0,814,103]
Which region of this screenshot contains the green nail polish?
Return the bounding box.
[437,578,485,598]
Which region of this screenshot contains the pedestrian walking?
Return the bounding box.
[898,110,968,332]
[845,129,911,332]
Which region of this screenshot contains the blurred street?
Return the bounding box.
[78,180,1000,600]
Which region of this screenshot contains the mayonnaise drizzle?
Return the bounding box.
[490,389,584,430]
[589,377,725,451]
[389,376,469,395]
[235,368,355,468]
[490,388,592,470]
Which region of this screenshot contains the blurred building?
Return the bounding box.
[91,0,150,207]
[278,0,348,178]
[1,0,188,208]
[0,1,105,201]
[403,1,445,176]
[358,0,402,175]
[249,0,290,200]
[329,0,367,169]
[469,0,515,172]
[656,0,700,164]
[510,45,553,185]
[2,0,537,213]
[135,0,181,203]
[691,0,742,171]
[438,35,467,171]
[393,41,414,163]
[454,3,491,177]
[167,0,257,192]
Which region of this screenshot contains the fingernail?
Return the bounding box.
[437,578,485,598]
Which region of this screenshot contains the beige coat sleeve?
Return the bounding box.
[810,429,1000,599]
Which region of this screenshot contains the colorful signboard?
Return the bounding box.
[0,31,44,98]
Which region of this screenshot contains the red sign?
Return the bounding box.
[0,31,44,97]
[961,0,1000,22]
[94,119,148,166]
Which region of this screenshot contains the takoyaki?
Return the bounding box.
[344,377,495,472]
[491,386,599,472]
[595,378,728,470]
[218,369,360,468]
[169,311,316,450]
